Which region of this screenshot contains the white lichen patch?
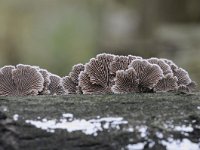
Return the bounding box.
[161,138,200,150]
[13,114,19,121]
[126,142,146,150]
[25,114,128,136]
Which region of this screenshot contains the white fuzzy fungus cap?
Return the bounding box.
[79,53,115,94]
[0,66,17,96]
[172,67,192,86]
[38,69,51,95]
[48,74,65,95]
[128,59,164,92]
[148,58,172,75]
[154,73,178,92]
[62,64,84,94]
[78,71,105,94]
[112,68,139,93]
[0,64,44,96]
[110,55,129,75]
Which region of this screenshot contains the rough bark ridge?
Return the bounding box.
[0,93,200,150]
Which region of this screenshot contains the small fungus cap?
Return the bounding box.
[62,76,77,94]
[0,66,17,96]
[69,64,85,84]
[39,69,51,95]
[154,73,178,92]
[172,68,192,86]
[62,64,85,94]
[112,68,139,94]
[148,58,172,75]
[110,55,129,75]
[79,71,105,94]
[12,64,44,96]
[0,64,44,96]
[128,59,164,91]
[48,74,65,95]
[83,53,115,93]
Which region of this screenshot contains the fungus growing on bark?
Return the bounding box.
[39,69,51,95]
[0,64,44,96]
[48,74,65,95]
[78,71,105,94]
[12,64,44,96]
[161,58,197,92]
[62,64,84,94]
[128,55,142,63]
[0,66,17,96]
[110,55,129,75]
[161,58,178,69]
[128,59,164,92]
[110,55,143,75]
[62,77,76,94]
[187,81,197,92]
[177,85,190,94]
[154,73,178,92]
[172,67,191,86]
[79,53,115,94]
[176,81,197,94]
[0,53,197,96]
[111,68,139,93]
[69,64,85,84]
[148,58,172,75]
[79,54,196,94]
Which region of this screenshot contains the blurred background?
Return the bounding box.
[0,0,200,84]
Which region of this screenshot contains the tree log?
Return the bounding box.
[0,93,200,150]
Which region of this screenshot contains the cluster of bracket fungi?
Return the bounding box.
[0,53,197,96]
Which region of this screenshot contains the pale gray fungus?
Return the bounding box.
[110,55,129,75]
[0,54,197,96]
[0,64,44,96]
[147,58,172,75]
[78,54,196,94]
[172,67,192,86]
[0,66,17,96]
[161,58,178,69]
[39,69,51,95]
[127,59,164,92]
[62,76,77,94]
[128,55,142,63]
[177,85,190,94]
[110,55,142,75]
[111,68,139,93]
[79,53,115,94]
[12,64,44,96]
[48,74,65,95]
[78,71,105,94]
[62,64,84,94]
[187,81,197,92]
[69,64,85,84]
[154,73,178,92]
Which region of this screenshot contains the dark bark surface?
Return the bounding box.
[0,93,200,150]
